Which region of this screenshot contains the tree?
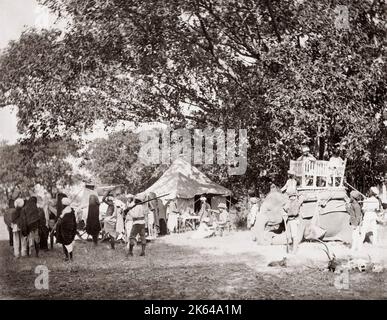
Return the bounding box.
[0,0,386,194]
[82,130,161,193]
[0,138,82,200]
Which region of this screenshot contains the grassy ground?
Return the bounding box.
[1,217,387,299]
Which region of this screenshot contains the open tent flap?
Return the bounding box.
[175,198,195,216]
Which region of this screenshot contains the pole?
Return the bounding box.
[282,211,289,254]
[344,181,367,198]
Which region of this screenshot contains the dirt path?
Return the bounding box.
[1,230,386,299]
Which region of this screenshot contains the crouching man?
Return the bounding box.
[127,195,147,257]
[282,192,302,253]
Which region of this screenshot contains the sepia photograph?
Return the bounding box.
[0,0,386,303]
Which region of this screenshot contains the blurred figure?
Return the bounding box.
[126,195,147,257]
[281,170,298,195]
[297,145,316,161]
[37,196,49,251]
[198,196,211,225]
[24,196,41,257]
[166,199,179,234]
[147,192,159,238]
[282,192,302,253]
[124,194,134,250]
[86,194,101,245]
[346,191,363,252]
[297,145,316,186]
[102,192,117,249]
[247,197,259,230]
[216,203,229,236]
[11,199,27,258]
[115,199,126,242]
[56,197,77,261]
[157,199,167,236]
[328,149,344,186]
[361,187,382,245]
[4,199,15,247]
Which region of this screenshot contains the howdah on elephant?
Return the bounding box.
[252,188,352,246]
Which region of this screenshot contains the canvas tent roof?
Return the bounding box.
[140,158,231,200]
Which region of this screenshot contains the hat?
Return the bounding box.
[350,190,362,200]
[250,197,258,204]
[15,198,24,208]
[200,196,207,201]
[135,194,144,201]
[218,203,227,209]
[287,169,295,176]
[302,145,310,153]
[62,197,71,206]
[114,199,125,208]
[370,187,379,196]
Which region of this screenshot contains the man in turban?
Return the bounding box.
[55,197,77,261]
[126,195,147,257]
[346,190,363,252]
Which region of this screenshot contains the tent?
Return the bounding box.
[140,158,232,213]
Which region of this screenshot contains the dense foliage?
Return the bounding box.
[82,130,162,193]
[0,0,386,194]
[0,138,82,199]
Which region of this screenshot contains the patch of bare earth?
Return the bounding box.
[1,226,387,299]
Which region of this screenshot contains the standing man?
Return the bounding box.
[37,196,49,251]
[199,196,211,224]
[297,145,316,186]
[297,145,316,161]
[166,199,179,234]
[127,195,147,257]
[247,197,259,230]
[282,192,302,253]
[124,194,134,251]
[55,197,77,262]
[378,173,387,218]
[4,199,15,247]
[24,196,41,257]
[11,199,26,258]
[346,191,363,252]
[86,194,101,246]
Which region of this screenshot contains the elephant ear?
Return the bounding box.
[304,224,326,240]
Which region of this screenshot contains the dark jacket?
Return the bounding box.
[56,206,77,245]
[24,197,40,233]
[86,195,101,236]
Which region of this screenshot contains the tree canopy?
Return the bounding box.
[0,138,82,199]
[0,0,386,194]
[82,130,161,193]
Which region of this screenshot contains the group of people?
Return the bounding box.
[3,183,232,261]
[246,143,387,253]
[191,196,230,239]
[347,186,386,251]
[80,189,160,257]
[3,190,76,260]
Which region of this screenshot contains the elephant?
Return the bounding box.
[251,188,352,247]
